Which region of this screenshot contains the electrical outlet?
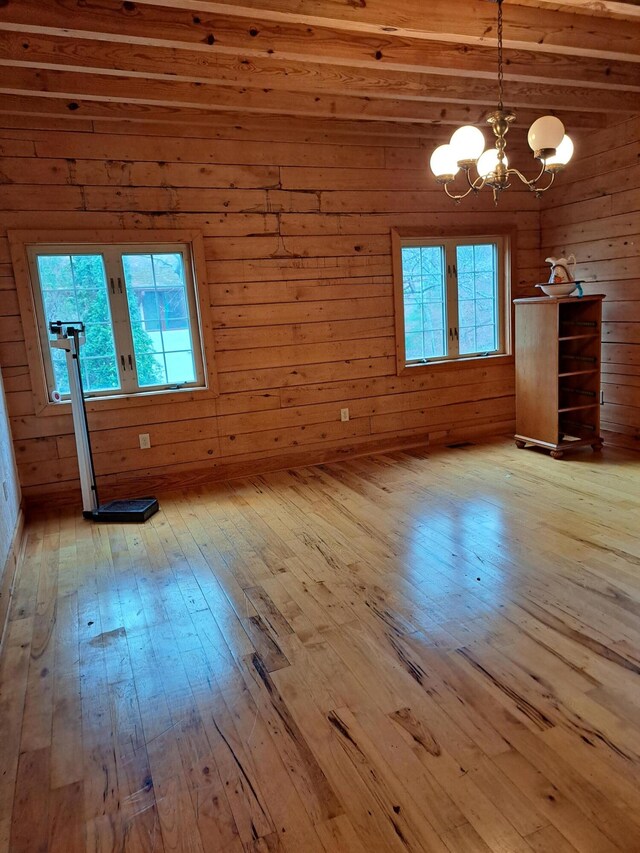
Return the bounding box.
[139,433,151,449]
[340,408,350,422]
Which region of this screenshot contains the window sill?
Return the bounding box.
[398,352,513,376]
[35,383,216,417]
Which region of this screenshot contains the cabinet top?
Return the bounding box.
[513,294,605,304]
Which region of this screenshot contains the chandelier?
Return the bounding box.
[429,0,574,203]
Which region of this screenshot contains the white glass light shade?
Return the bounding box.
[545,134,574,168]
[429,144,460,179]
[449,125,485,163]
[527,116,565,153]
[477,148,508,178]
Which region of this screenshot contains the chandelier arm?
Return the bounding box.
[443,183,476,201]
[530,160,548,185]
[506,163,546,190]
[504,165,556,196]
[443,172,487,200]
[467,170,487,191]
[530,170,556,196]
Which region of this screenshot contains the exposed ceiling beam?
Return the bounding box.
[1,32,636,115]
[132,0,640,60]
[0,65,612,127]
[520,0,640,20]
[2,0,640,64]
[1,14,637,95]
[0,92,458,140]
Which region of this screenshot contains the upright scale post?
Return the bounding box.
[50,321,99,515]
[49,320,159,522]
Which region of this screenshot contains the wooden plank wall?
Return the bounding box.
[541,115,640,449]
[0,368,22,648]
[0,115,543,505]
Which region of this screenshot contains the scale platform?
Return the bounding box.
[84,497,159,523]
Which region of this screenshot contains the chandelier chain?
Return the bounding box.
[497,0,504,110]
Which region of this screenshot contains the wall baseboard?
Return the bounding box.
[0,507,26,653]
[601,430,640,452]
[24,419,515,513]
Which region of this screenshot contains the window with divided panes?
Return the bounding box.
[27,242,206,400]
[393,233,509,369]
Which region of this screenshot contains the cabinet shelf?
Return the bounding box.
[558,369,599,378]
[561,320,598,329]
[558,403,600,414]
[558,333,599,341]
[559,387,597,400]
[514,293,604,459]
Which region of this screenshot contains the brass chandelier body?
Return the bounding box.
[430,0,574,203]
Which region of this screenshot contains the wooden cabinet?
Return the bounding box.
[514,294,604,459]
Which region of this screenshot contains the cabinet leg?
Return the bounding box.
[592,441,604,452]
[515,440,526,449]
[550,450,564,460]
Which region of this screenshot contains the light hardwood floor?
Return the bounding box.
[2,437,640,852]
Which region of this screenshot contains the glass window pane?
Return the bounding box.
[75,287,110,323]
[38,253,120,395]
[165,352,196,384]
[476,324,497,352]
[424,302,444,331]
[459,299,475,326]
[404,303,423,333]
[476,272,494,299]
[122,251,197,387]
[123,253,154,288]
[402,248,421,279]
[37,255,73,290]
[458,273,474,301]
[83,356,119,392]
[401,245,447,362]
[405,332,424,362]
[72,255,104,289]
[456,245,474,275]
[139,350,167,387]
[423,330,445,358]
[41,289,76,320]
[474,244,494,272]
[152,253,185,288]
[476,298,495,326]
[162,289,188,329]
[141,291,161,332]
[456,243,499,356]
[166,330,193,350]
[459,327,476,353]
[50,347,69,395]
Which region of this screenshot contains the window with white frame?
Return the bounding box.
[394,234,509,367]
[27,242,206,399]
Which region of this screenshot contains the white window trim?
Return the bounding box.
[392,227,514,376]
[8,229,218,416]
[27,242,206,400]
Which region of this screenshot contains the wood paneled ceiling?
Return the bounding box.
[0,0,639,134]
